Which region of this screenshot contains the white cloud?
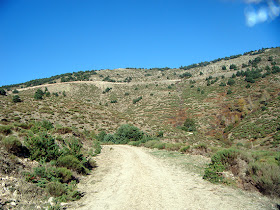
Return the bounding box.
[245,0,263,3]
[244,0,280,26]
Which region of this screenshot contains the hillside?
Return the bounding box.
[0,47,280,209]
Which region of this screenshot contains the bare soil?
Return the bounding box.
[69,145,277,210]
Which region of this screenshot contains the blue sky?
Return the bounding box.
[0,0,279,87]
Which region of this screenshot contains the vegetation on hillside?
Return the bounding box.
[0,46,280,208]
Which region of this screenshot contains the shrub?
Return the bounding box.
[224,124,234,133]
[144,140,161,148]
[183,118,196,132]
[227,78,235,86]
[29,166,73,183]
[0,88,6,95]
[157,131,164,137]
[0,125,12,135]
[103,134,116,143]
[30,120,54,133]
[2,136,23,154]
[114,124,144,144]
[55,127,72,134]
[179,145,190,153]
[245,77,255,83]
[46,181,67,197]
[102,87,112,94]
[57,155,86,174]
[93,141,101,155]
[25,133,61,161]
[203,149,240,183]
[133,96,142,104]
[230,64,237,70]
[179,72,192,78]
[128,141,142,146]
[61,137,83,160]
[219,82,226,87]
[227,89,232,95]
[34,89,44,100]
[12,95,21,103]
[222,65,227,70]
[165,143,184,151]
[97,130,107,141]
[12,89,19,94]
[247,162,280,197]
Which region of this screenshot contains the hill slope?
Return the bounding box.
[0,47,280,208]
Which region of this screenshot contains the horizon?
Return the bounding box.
[1,0,280,87]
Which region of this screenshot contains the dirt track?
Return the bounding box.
[69,145,277,210]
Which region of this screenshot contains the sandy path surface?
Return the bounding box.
[69,145,277,210]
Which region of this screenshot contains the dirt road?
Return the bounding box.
[69,145,277,210]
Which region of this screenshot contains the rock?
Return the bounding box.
[48,197,55,206]
[10,201,17,206]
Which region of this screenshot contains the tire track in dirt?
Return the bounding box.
[69,145,276,210]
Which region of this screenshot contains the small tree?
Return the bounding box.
[222,65,227,70]
[0,88,6,96]
[227,78,235,86]
[12,95,21,103]
[12,89,19,94]
[230,64,237,70]
[183,118,196,132]
[34,89,44,100]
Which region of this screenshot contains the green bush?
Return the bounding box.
[12,95,21,103]
[46,181,67,197]
[2,136,23,154]
[34,89,44,100]
[222,66,227,70]
[0,88,6,95]
[128,141,142,146]
[133,96,142,104]
[57,155,86,174]
[165,143,184,151]
[179,72,192,78]
[227,78,235,86]
[0,125,12,135]
[27,166,73,184]
[30,120,54,133]
[182,118,196,132]
[93,141,102,155]
[25,133,61,161]
[179,145,190,153]
[230,64,237,70]
[227,89,232,95]
[61,137,83,160]
[203,149,240,183]
[224,124,234,133]
[103,134,116,143]
[114,124,144,144]
[144,140,161,148]
[102,87,112,94]
[247,162,280,197]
